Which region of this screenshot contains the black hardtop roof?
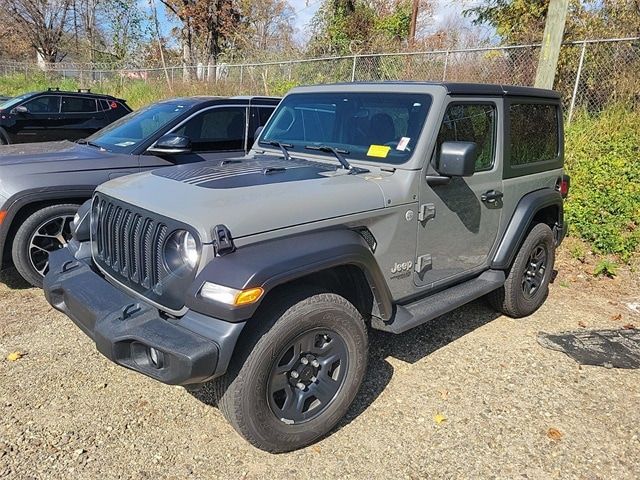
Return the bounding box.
[313,81,561,99]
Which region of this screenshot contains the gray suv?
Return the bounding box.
[44,82,569,452]
[0,95,278,286]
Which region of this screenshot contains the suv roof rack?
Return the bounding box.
[77,88,91,93]
[47,87,60,92]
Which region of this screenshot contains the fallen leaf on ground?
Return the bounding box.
[433,413,447,424]
[547,428,563,441]
[578,321,587,328]
[610,313,623,322]
[438,389,449,400]
[623,323,636,330]
[312,446,321,454]
[6,352,23,362]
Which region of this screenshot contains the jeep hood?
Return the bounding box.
[97,157,387,242]
[0,140,109,166]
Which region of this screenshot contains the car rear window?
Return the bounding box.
[509,103,559,165]
[62,97,97,113]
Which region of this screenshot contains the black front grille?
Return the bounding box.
[94,197,168,293]
[91,194,197,312]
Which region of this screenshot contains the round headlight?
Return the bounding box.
[164,230,199,272]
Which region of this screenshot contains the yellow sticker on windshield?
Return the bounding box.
[367,145,391,158]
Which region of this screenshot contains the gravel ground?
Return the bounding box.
[0,246,639,479]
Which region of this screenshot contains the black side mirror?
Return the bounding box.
[147,134,192,155]
[12,105,28,115]
[438,141,477,177]
[254,126,264,140]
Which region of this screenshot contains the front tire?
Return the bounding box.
[488,223,556,318]
[11,204,79,287]
[217,289,368,452]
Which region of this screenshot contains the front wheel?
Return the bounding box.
[217,290,368,452]
[11,204,79,287]
[488,223,556,318]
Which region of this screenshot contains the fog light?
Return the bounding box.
[148,347,164,369]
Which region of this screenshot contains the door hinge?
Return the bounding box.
[415,254,432,274]
[418,203,436,222]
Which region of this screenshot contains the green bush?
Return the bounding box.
[564,106,640,262]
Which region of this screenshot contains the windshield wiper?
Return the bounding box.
[304,145,369,174]
[76,138,104,150]
[259,140,293,162]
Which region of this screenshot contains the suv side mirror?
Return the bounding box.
[438,141,477,177]
[11,105,28,115]
[254,126,264,140]
[147,134,192,155]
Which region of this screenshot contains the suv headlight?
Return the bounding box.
[164,230,199,271]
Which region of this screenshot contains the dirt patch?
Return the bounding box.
[0,249,639,479]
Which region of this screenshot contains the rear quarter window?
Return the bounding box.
[505,100,563,178]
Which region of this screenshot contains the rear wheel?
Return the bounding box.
[12,204,79,287]
[488,223,555,318]
[217,289,368,452]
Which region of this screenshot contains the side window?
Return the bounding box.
[22,96,60,114]
[434,103,496,171]
[61,97,97,113]
[509,103,559,166]
[174,107,246,152]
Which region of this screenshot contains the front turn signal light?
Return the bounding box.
[200,282,264,306]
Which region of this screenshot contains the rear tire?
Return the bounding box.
[11,204,79,287]
[217,288,368,452]
[488,223,555,318]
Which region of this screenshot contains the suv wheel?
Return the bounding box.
[488,223,555,318]
[217,289,368,452]
[12,204,79,287]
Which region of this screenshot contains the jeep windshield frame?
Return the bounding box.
[259,92,433,166]
[85,100,196,153]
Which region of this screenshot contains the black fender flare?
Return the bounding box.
[0,186,95,268]
[185,228,394,323]
[491,188,563,270]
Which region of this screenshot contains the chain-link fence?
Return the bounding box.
[0,37,637,119]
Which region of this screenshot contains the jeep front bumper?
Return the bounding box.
[43,247,245,385]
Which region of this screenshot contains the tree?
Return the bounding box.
[2,0,73,63]
[308,0,432,55]
[232,0,296,59]
[464,0,640,44]
[160,0,240,77]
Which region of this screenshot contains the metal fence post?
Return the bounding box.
[568,40,587,124]
[351,55,357,82]
[442,50,450,81]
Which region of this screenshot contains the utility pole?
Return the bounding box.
[409,0,419,45]
[534,0,569,89]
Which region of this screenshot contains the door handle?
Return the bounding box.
[481,189,503,203]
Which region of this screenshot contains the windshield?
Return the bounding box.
[86,101,192,152]
[0,93,35,110]
[260,92,432,165]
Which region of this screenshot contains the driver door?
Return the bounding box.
[414,98,504,288]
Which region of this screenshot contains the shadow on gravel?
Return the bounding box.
[0,267,31,290]
[188,298,500,441]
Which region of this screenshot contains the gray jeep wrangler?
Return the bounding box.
[44,82,569,452]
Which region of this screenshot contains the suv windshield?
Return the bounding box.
[260,92,432,165]
[86,101,192,153]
